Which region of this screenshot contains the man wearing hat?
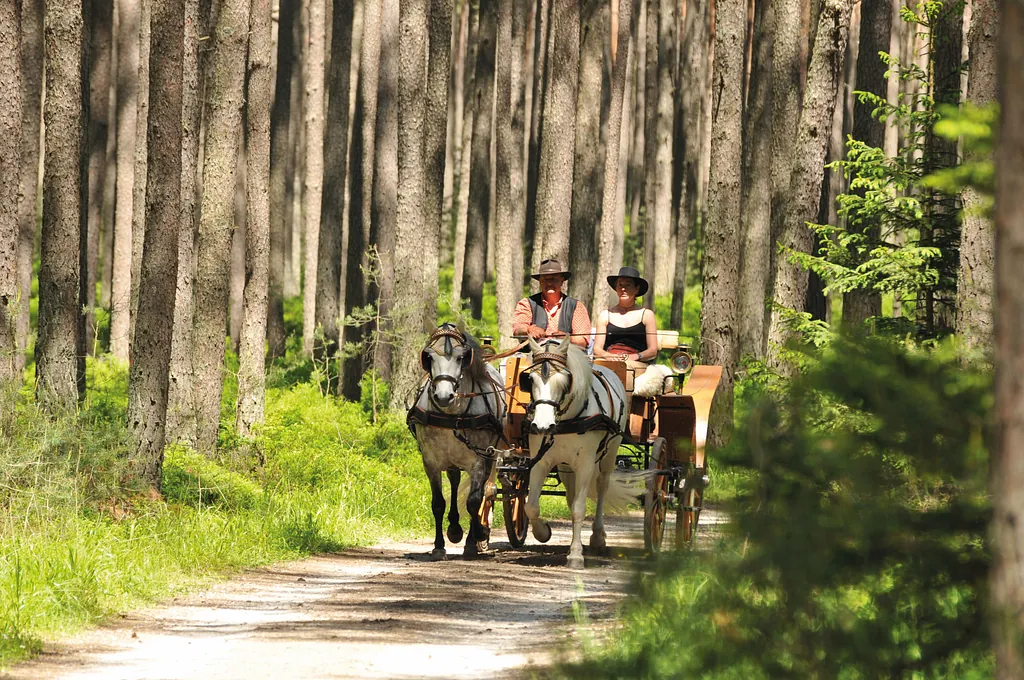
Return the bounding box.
[592,266,658,364]
[511,258,592,349]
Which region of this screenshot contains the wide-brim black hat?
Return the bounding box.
[531,257,573,281]
[607,266,649,297]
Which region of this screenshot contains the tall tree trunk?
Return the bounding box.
[391,0,430,408]
[128,0,184,489]
[237,0,272,438]
[641,0,657,298]
[626,0,646,268]
[230,147,247,350]
[495,0,516,345]
[650,0,676,296]
[0,0,20,382]
[302,0,327,354]
[593,0,635,318]
[701,0,746,445]
[99,5,118,317]
[129,0,150,352]
[462,0,496,320]
[534,0,580,267]
[85,0,112,350]
[16,0,42,375]
[737,0,774,359]
[511,0,529,304]
[525,0,551,278]
[568,0,607,312]
[315,0,354,355]
[766,0,853,367]
[425,0,453,293]
[343,0,382,400]
[611,19,635,290]
[990,1,1024,675]
[372,0,398,381]
[38,0,86,413]
[164,0,203,447]
[843,0,889,325]
[110,0,140,362]
[285,8,304,300]
[451,2,477,305]
[267,0,295,358]
[189,0,249,452]
[956,0,997,352]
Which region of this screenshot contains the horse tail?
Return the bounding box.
[588,469,647,514]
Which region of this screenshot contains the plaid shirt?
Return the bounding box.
[512,294,592,339]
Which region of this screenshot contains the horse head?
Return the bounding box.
[420,323,480,409]
[522,336,583,434]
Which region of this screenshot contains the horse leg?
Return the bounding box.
[560,466,577,515]
[446,468,464,544]
[567,458,596,570]
[463,459,493,558]
[526,457,555,544]
[590,445,616,552]
[427,469,447,559]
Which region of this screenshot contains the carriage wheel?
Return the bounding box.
[501,470,530,548]
[675,465,704,547]
[643,437,669,553]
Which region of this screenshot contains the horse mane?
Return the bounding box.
[564,343,593,412]
[460,332,491,386]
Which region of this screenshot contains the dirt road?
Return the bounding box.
[6,511,721,680]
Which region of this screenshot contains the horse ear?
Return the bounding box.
[518,371,532,394]
[528,337,541,353]
[420,349,432,372]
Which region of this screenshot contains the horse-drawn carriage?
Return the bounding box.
[409,324,722,567]
[493,334,722,555]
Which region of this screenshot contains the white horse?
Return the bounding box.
[408,324,508,559]
[518,337,633,569]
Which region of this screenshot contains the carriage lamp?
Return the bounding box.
[669,345,694,375]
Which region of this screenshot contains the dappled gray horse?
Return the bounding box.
[407,324,507,559]
[518,337,633,569]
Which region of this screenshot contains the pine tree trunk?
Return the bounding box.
[129,0,150,353]
[534,0,579,268]
[462,0,496,320]
[164,0,204,447]
[110,0,140,362]
[85,0,112,349]
[128,0,184,489]
[0,0,20,382]
[99,6,117,317]
[843,0,889,325]
[525,0,550,277]
[237,0,272,438]
[611,21,634,290]
[342,0,382,400]
[267,0,294,358]
[568,0,607,312]
[737,0,773,359]
[37,0,86,413]
[651,0,675,296]
[769,0,802,282]
[990,0,1024,673]
[641,0,657,297]
[425,0,453,296]
[315,0,354,354]
[593,0,634,318]
[188,0,249,452]
[766,0,853,367]
[956,0,997,352]
[391,0,430,408]
[372,0,398,381]
[302,0,327,355]
[701,0,745,444]
[626,0,646,268]
[451,2,477,305]
[285,9,304,301]
[230,153,247,350]
[495,0,516,345]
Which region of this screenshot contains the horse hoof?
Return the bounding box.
[463,544,478,559]
[567,556,585,570]
[532,522,552,543]
[447,524,464,544]
[430,548,447,561]
[476,539,489,554]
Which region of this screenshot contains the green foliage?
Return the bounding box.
[561,336,992,679]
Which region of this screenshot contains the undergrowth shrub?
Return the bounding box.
[561,335,992,679]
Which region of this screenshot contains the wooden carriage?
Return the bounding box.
[495,334,722,552]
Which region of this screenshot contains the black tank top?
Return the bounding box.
[605,311,647,353]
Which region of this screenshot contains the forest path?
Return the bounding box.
[5,510,724,680]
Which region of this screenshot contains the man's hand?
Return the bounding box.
[547,329,566,338]
[526,324,547,339]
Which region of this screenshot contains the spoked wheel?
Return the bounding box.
[501,470,530,548]
[675,465,705,547]
[643,437,670,552]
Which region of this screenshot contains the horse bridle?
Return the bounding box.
[521,350,574,417]
[420,326,475,404]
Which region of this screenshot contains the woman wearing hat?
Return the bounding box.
[593,266,658,364]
